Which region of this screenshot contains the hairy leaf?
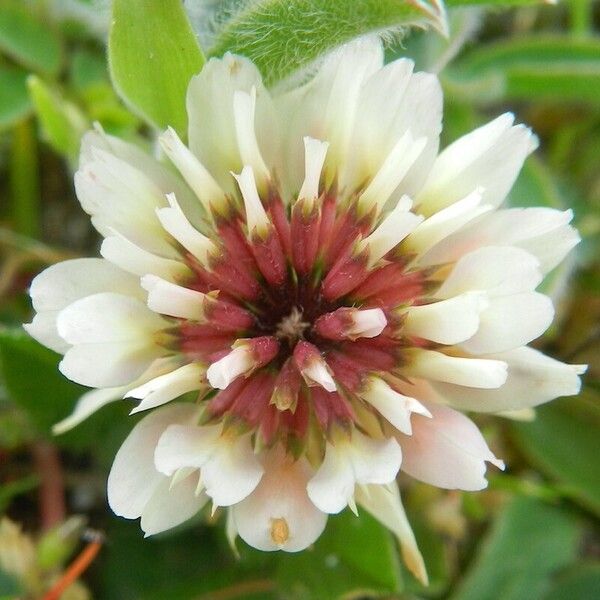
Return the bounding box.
[208,0,448,85]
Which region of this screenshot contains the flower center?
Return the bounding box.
[275,307,310,344]
[171,192,430,450]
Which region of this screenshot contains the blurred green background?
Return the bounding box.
[0,1,599,598]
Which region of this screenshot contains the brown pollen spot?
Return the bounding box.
[270,517,289,545]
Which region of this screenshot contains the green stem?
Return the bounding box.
[10,118,40,238]
[569,0,592,38]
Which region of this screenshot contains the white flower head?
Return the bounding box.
[25,38,584,583]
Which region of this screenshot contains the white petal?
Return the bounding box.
[233,87,270,187]
[311,38,383,176]
[187,53,274,192]
[128,363,206,414]
[233,453,327,552]
[154,424,221,475]
[461,292,554,354]
[155,424,263,507]
[341,56,443,198]
[159,127,225,215]
[141,474,208,537]
[306,442,355,514]
[156,193,217,266]
[207,346,253,390]
[28,258,142,312]
[275,38,383,193]
[405,349,507,389]
[301,358,336,393]
[298,137,328,202]
[26,258,142,354]
[101,234,189,281]
[418,113,537,214]
[496,407,536,421]
[52,357,182,433]
[233,166,270,236]
[421,207,579,273]
[59,340,163,388]
[355,483,428,585]
[399,402,503,491]
[307,432,402,514]
[341,58,415,188]
[75,148,174,256]
[56,293,166,387]
[80,127,202,228]
[360,377,431,435]
[402,291,489,345]
[360,196,424,267]
[386,72,443,198]
[348,308,387,339]
[349,431,403,485]
[56,293,165,345]
[24,311,68,354]
[357,133,427,217]
[52,387,123,435]
[107,403,199,519]
[436,246,542,299]
[518,225,580,274]
[141,275,207,321]
[404,188,491,257]
[201,433,264,507]
[226,508,239,553]
[433,346,584,412]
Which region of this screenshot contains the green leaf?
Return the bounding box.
[394,8,482,74]
[27,76,89,165]
[0,66,31,130]
[405,510,450,595]
[80,83,141,136]
[446,37,600,105]
[0,475,38,513]
[452,496,581,600]
[70,48,109,91]
[0,329,138,458]
[0,404,34,450]
[9,119,40,238]
[108,0,205,136]
[543,564,600,600]
[100,519,273,600]
[208,0,447,85]
[0,569,22,599]
[276,510,402,599]
[64,505,401,599]
[510,394,600,518]
[0,1,63,76]
[36,516,87,571]
[0,328,86,437]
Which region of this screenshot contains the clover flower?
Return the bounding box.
[25,38,585,582]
